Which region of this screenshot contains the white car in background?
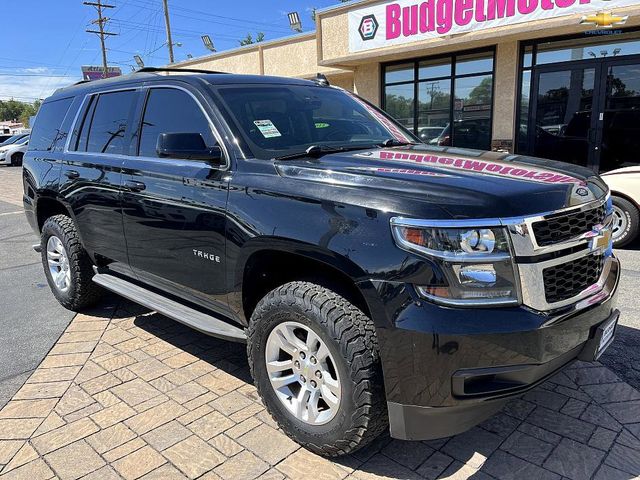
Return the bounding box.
[0,136,29,167]
[602,167,640,248]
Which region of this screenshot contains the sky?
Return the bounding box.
[0,0,342,102]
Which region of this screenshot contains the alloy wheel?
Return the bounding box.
[47,236,71,293]
[265,321,341,425]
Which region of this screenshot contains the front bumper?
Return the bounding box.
[373,257,620,441]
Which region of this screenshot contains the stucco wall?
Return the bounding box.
[353,63,380,106]
[181,50,261,75]
[319,9,350,61]
[262,37,346,78]
[492,41,519,146]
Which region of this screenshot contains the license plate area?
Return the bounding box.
[597,314,618,358]
[577,310,619,363]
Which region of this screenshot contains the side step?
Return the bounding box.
[93,273,247,343]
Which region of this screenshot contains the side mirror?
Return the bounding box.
[156,133,223,162]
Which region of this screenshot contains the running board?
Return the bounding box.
[92,273,247,342]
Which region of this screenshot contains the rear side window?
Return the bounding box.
[138,88,215,158]
[77,90,135,154]
[29,97,74,151]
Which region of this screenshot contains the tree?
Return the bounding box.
[0,99,41,126]
[467,77,493,105]
[239,32,265,46]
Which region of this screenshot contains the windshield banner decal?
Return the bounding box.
[348,0,635,53]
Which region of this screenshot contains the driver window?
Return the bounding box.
[138,88,216,158]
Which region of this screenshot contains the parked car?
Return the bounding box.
[429,118,491,150]
[0,133,28,147]
[0,134,13,143]
[417,126,444,143]
[0,135,29,166]
[602,167,640,247]
[23,69,620,456]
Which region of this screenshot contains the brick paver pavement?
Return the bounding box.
[0,299,639,480]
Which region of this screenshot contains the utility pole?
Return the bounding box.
[162,0,175,64]
[84,0,117,78]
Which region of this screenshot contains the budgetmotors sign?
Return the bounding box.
[81,66,122,81]
[348,0,635,52]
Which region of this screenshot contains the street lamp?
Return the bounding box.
[201,35,216,52]
[288,12,302,32]
[133,55,144,68]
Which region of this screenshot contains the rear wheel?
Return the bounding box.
[41,214,102,310]
[247,281,387,457]
[611,196,639,248]
[10,152,23,167]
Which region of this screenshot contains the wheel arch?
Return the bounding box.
[611,190,640,213]
[235,239,380,325]
[36,196,75,233]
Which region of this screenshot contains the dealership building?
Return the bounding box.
[176,0,640,173]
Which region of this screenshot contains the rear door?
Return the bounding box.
[121,83,231,313]
[61,88,140,273]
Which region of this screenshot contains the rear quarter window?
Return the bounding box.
[29,97,74,152]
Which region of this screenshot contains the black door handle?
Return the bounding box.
[64,170,80,179]
[124,180,146,192]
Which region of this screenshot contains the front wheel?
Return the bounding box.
[611,196,639,248]
[247,281,387,457]
[41,214,102,310]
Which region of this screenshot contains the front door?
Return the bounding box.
[528,55,640,173]
[598,59,640,172]
[121,84,231,314]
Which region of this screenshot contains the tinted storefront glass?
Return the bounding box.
[383,50,494,150]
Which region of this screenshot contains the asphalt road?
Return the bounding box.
[0,167,75,407]
[0,165,638,408]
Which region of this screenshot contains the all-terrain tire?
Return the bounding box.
[247,281,387,457]
[612,196,639,248]
[41,214,102,310]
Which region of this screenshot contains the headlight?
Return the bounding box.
[391,219,520,306]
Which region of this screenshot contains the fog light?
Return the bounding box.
[458,265,497,285]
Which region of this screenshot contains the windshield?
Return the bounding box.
[213,84,417,159]
[0,134,26,147]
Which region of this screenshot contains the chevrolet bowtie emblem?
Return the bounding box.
[581,11,628,28]
[589,225,612,253]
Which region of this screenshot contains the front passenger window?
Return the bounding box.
[138,88,216,158]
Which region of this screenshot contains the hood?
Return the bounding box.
[275,144,607,219]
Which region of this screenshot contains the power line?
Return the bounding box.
[84,1,118,78]
[127,0,292,35]
[0,73,77,78]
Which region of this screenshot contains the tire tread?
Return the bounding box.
[247,281,387,457]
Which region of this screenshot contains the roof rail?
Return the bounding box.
[135,67,229,75]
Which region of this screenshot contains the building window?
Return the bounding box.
[383,49,494,150]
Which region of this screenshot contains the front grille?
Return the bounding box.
[543,254,604,304]
[532,205,606,247]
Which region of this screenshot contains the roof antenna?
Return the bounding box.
[314,73,330,86]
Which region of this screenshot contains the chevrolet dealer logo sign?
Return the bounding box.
[581,11,628,28]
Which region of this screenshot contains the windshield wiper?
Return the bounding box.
[274,144,372,161]
[378,138,416,147]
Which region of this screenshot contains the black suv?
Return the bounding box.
[23,68,620,456]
